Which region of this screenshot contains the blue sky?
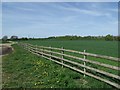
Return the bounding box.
[2,2,118,38]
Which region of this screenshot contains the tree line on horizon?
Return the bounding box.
[1,34,120,42]
[47,34,120,41]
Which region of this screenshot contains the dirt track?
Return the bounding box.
[0,46,12,55]
[0,41,16,56]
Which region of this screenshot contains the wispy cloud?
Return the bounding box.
[15,7,35,11]
[108,8,118,12]
[66,7,110,16]
[50,3,114,17]
[2,2,118,38]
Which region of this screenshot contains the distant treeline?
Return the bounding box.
[46,35,120,41]
[2,34,120,41]
[27,34,120,41]
[17,34,120,41]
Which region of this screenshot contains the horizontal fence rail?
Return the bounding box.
[18,43,120,89]
[26,43,119,62]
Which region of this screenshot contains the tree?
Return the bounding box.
[117,36,120,41]
[2,36,8,42]
[105,34,114,41]
[20,37,28,40]
[10,36,18,40]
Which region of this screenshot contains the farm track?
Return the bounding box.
[0,41,16,56]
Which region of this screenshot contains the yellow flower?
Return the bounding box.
[35,83,37,85]
[57,81,59,83]
[36,61,41,65]
[42,71,48,76]
[36,68,38,70]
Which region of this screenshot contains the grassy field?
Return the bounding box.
[21,40,119,57]
[19,40,119,84]
[21,40,119,71]
[2,44,114,88]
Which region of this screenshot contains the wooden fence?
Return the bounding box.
[19,43,120,89]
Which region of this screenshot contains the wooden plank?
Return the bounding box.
[49,46,52,59]
[21,44,120,88]
[61,47,64,68]
[83,50,86,77]
[30,46,120,71]
[31,44,119,62]
[27,43,119,62]
[62,49,119,62]
[27,45,120,71]
[28,47,120,80]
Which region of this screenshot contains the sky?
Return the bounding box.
[2,2,118,38]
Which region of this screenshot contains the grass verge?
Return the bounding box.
[2,44,113,88]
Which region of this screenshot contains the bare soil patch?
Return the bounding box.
[0,45,13,55]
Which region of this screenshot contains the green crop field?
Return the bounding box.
[20,40,119,84]
[21,40,119,57]
[20,40,119,73]
[2,40,119,88]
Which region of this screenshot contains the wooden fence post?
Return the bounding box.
[23,44,24,49]
[42,47,44,57]
[28,44,30,51]
[26,44,28,50]
[24,44,26,49]
[49,46,52,59]
[61,47,64,68]
[27,44,29,50]
[35,45,37,53]
[84,50,86,77]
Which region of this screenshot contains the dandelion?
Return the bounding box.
[45,64,48,67]
[36,68,38,70]
[37,61,41,65]
[8,77,10,79]
[41,81,44,84]
[36,81,41,85]
[34,83,37,85]
[43,71,48,76]
[41,63,44,66]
